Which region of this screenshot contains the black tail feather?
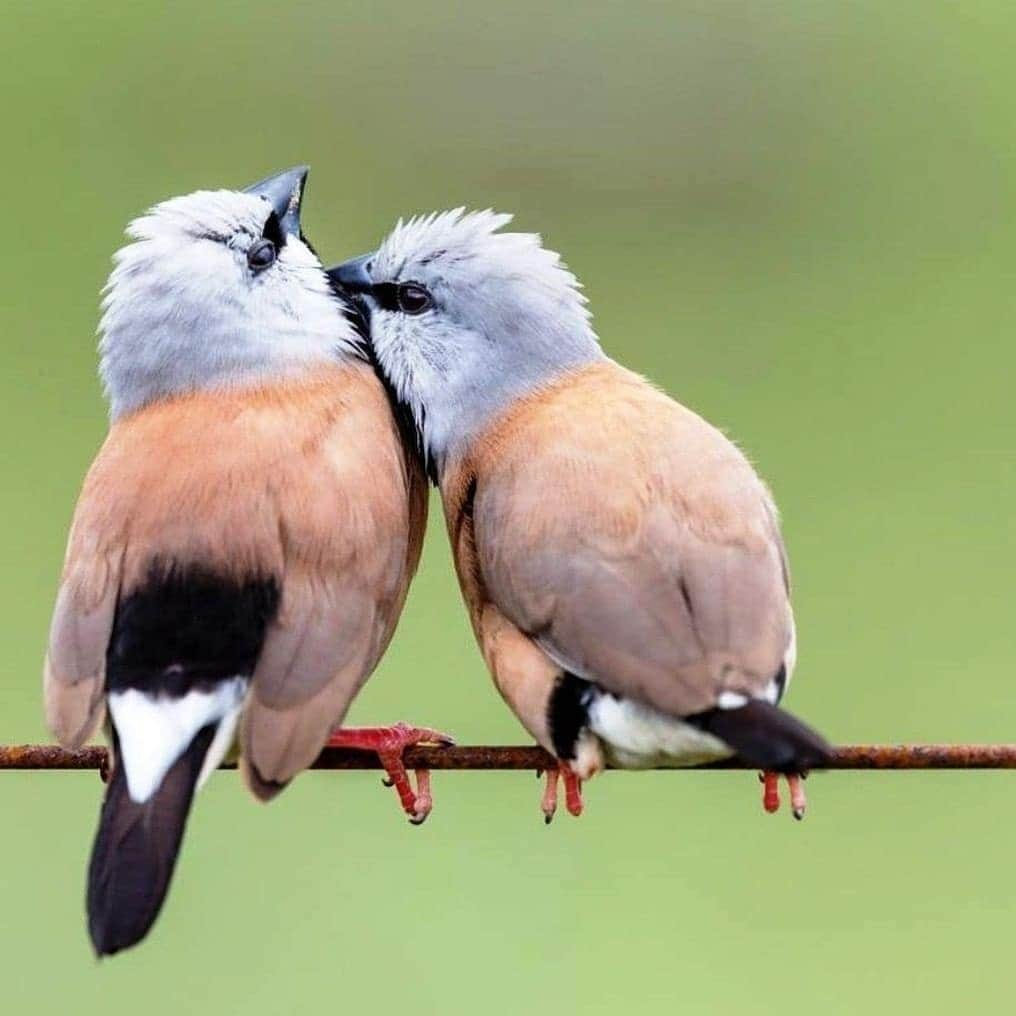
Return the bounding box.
[86,725,214,957]
[690,699,831,772]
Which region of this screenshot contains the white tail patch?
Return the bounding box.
[587,693,732,769]
[196,704,241,792]
[109,677,248,803]
[717,690,749,709]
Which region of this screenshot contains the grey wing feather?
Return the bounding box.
[241,572,382,797]
[476,478,792,718]
[45,556,120,747]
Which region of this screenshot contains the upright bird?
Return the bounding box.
[45,169,443,957]
[329,209,831,822]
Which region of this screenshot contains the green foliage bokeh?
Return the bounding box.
[1,2,1013,1013]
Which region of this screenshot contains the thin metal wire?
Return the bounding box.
[3,743,1016,772]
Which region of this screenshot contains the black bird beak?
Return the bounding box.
[244,165,309,236]
[327,253,374,294]
[326,253,376,340]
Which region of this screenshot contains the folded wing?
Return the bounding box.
[241,372,427,797]
[473,363,793,718]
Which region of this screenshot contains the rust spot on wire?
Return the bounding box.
[3,743,1016,771]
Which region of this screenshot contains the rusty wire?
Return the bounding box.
[2,743,1016,772]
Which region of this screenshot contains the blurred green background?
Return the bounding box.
[2,1,1014,1012]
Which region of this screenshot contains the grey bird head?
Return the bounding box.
[328,209,604,478]
[100,167,360,418]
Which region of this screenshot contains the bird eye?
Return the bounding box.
[247,239,276,272]
[397,283,432,315]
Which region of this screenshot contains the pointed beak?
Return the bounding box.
[244,165,309,236]
[327,253,374,294]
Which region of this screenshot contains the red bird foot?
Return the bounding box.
[759,771,809,820]
[540,762,584,824]
[328,722,454,825]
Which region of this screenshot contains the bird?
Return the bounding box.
[328,208,831,823]
[44,168,448,957]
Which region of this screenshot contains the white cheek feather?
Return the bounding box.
[367,208,604,472]
[587,694,733,768]
[374,317,434,441]
[108,677,247,803]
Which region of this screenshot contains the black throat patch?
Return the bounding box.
[326,283,437,485]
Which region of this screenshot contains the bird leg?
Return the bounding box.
[760,771,780,813]
[787,773,807,819]
[327,722,454,825]
[540,767,559,823]
[759,771,808,820]
[540,761,584,823]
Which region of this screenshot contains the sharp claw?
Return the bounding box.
[327,723,450,822]
[787,773,808,820]
[411,770,433,824]
[406,726,456,748]
[540,766,560,823]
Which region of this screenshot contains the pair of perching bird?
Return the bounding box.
[44,167,830,957]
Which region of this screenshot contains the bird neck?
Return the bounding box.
[422,346,607,485]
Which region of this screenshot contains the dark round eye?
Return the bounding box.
[397,282,432,315]
[247,239,277,272]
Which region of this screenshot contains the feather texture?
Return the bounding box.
[46,361,426,790]
[87,726,214,957]
[443,360,799,753]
